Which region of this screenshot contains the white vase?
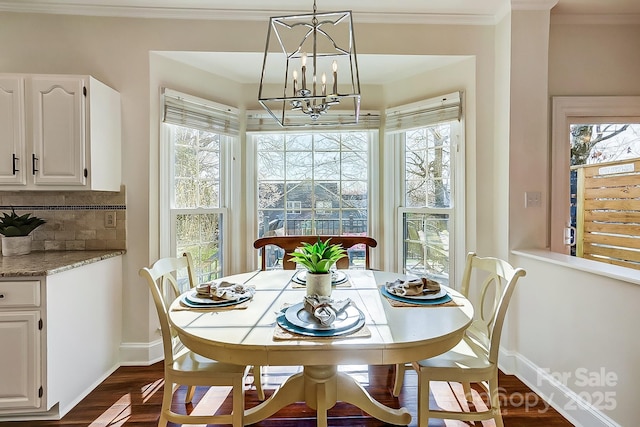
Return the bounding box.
[305,272,332,297]
[1,235,32,256]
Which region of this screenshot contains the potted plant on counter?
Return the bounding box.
[0,208,46,256]
[288,237,347,297]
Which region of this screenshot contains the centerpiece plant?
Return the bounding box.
[0,208,46,256]
[288,237,347,296]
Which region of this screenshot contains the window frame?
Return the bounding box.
[392,119,464,285]
[550,96,640,254]
[248,129,379,268]
[159,119,232,276]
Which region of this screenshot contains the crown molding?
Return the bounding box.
[551,13,640,25]
[510,0,559,11]
[0,2,498,25]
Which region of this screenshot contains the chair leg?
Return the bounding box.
[462,381,472,402]
[159,380,173,427]
[254,365,265,401]
[489,375,505,427]
[185,385,196,403]
[392,363,406,397]
[416,370,431,427]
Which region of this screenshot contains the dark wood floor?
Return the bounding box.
[0,363,573,426]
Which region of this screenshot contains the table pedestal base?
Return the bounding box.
[244,365,411,426]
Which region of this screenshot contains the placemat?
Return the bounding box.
[273,323,371,341]
[380,286,462,308]
[382,296,461,308]
[172,299,251,312]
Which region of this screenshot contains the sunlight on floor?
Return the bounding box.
[142,378,164,403]
[256,365,372,390]
[430,381,495,427]
[88,393,132,427]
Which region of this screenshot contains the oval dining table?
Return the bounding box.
[168,269,473,426]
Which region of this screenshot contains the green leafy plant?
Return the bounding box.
[0,208,46,237]
[288,237,347,274]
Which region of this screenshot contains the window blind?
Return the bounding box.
[162,88,240,136]
[385,91,462,133]
[246,110,380,133]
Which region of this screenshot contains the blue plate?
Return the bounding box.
[277,308,366,337]
[181,293,250,308]
[381,287,452,305]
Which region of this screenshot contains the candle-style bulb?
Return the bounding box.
[321,73,326,96]
[293,70,298,95]
[332,60,338,95]
[301,52,307,90]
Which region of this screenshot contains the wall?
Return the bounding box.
[504,17,640,427]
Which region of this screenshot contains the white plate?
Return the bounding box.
[184,290,248,305]
[284,302,362,331]
[293,270,348,285]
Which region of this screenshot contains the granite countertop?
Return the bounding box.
[0,250,125,277]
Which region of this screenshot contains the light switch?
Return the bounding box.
[525,191,541,208]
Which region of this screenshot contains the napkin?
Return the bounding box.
[196,281,255,301]
[303,295,351,326]
[385,277,440,297]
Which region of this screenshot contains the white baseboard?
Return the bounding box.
[499,348,621,427]
[58,364,119,417]
[119,339,164,366]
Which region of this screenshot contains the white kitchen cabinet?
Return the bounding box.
[0,254,122,420]
[0,74,121,191]
[0,76,25,185]
[0,280,42,411]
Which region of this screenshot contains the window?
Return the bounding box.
[161,89,238,282]
[286,200,301,214]
[551,97,640,269]
[389,92,463,285]
[254,131,373,268]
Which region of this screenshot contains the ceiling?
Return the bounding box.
[2,0,638,85]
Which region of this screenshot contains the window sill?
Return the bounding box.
[512,248,640,286]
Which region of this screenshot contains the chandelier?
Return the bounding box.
[258,0,361,127]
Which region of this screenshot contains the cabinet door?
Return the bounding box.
[0,311,41,410]
[0,76,26,185]
[30,76,86,186]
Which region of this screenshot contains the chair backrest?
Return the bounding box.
[253,235,378,270]
[459,251,526,364]
[139,255,192,367]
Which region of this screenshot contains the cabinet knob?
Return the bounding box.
[0,294,4,299]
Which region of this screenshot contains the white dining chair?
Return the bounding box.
[402,251,526,427]
[183,251,265,401]
[139,254,248,427]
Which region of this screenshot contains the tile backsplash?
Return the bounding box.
[0,186,126,252]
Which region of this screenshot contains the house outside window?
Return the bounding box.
[255,131,372,269]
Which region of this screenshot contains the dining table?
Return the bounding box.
[168,269,473,426]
